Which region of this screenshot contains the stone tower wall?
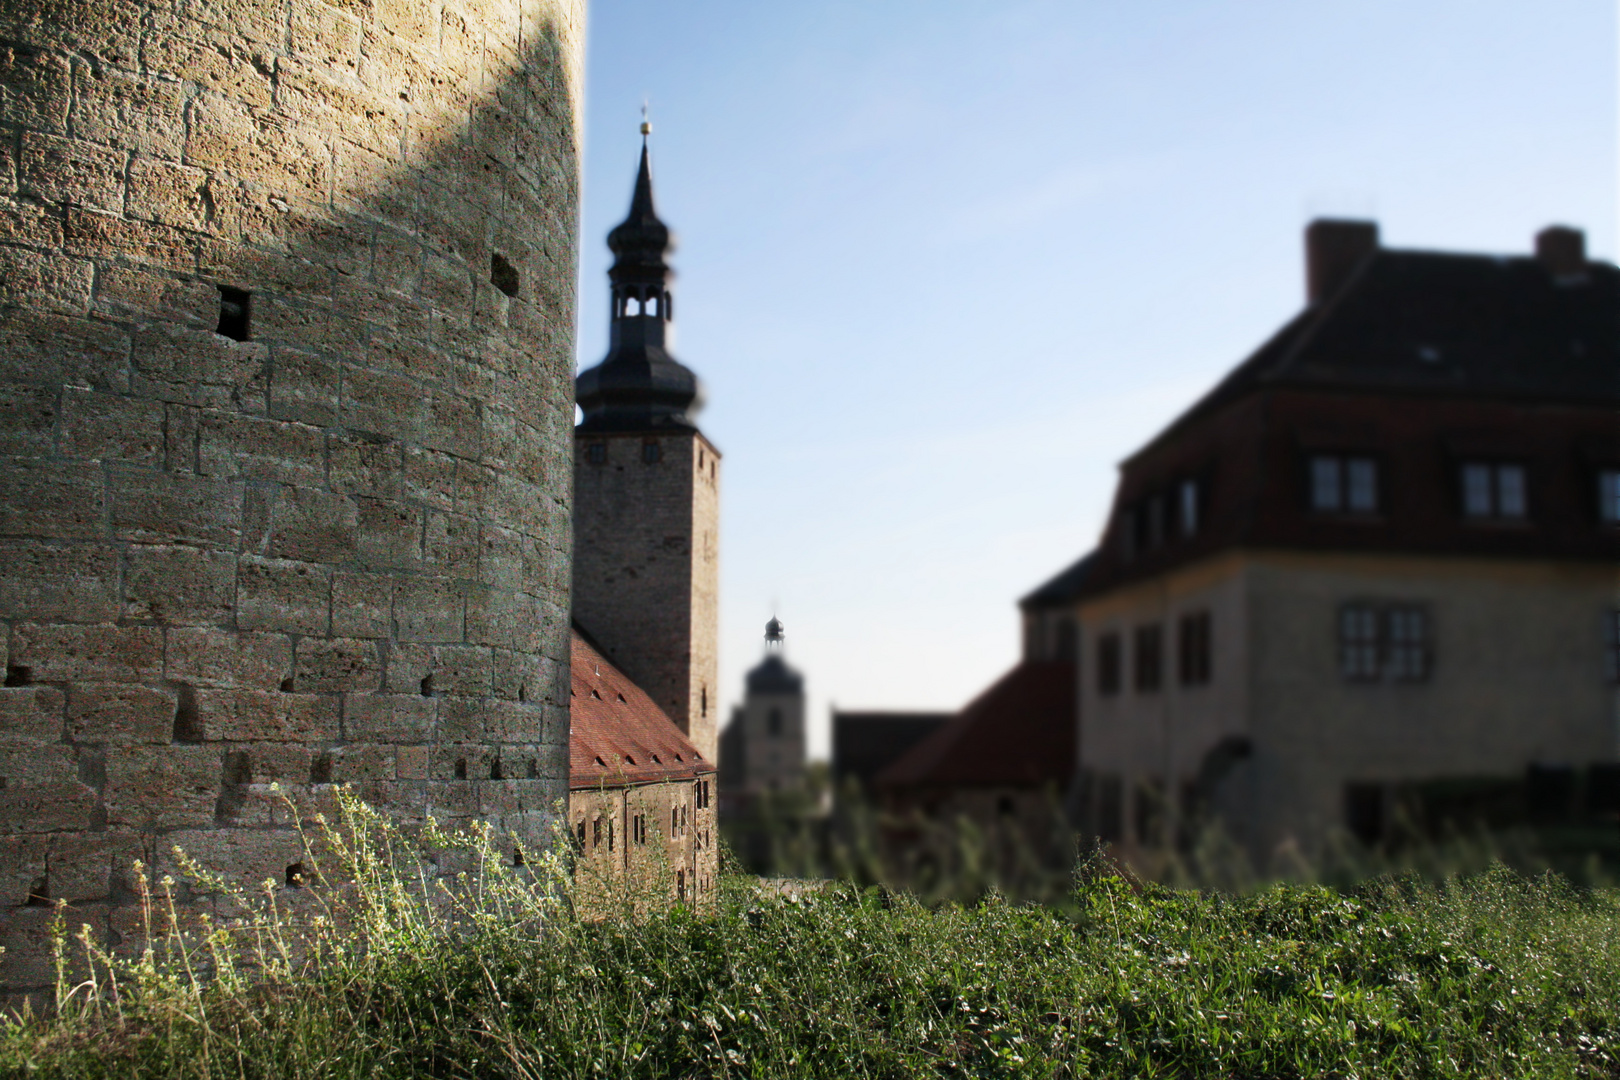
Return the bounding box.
[573,430,719,759]
[0,0,583,995]
[739,686,805,795]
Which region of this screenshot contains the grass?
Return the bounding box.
[3,791,1619,1078]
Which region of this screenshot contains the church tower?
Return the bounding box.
[718,617,807,799]
[574,128,720,761]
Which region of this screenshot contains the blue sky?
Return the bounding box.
[575,1,1617,758]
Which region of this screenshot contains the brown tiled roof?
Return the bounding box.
[874,661,1076,791]
[1064,242,1620,604]
[570,629,713,790]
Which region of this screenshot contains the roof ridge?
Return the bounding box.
[1259,247,1380,384]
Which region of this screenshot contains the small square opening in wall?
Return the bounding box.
[217,286,252,341]
[490,253,520,298]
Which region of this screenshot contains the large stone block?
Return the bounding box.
[395,575,463,642]
[66,683,175,744]
[166,627,292,690]
[102,744,220,829]
[344,692,433,743]
[0,459,104,540]
[59,387,166,466]
[0,687,64,745]
[72,65,187,158]
[191,688,338,742]
[93,266,217,325]
[0,43,71,133]
[293,637,380,692]
[18,131,123,211]
[264,486,359,563]
[198,410,325,487]
[109,471,241,547]
[126,157,211,231]
[0,781,99,834]
[331,571,393,637]
[123,545,236,625]
[0,541,120,622]
[11,623,163,683]
[0,310,129,391]
[238,555,331,634]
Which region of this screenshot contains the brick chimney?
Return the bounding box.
[1534,225,1586,276]
[1305,219,1379,305]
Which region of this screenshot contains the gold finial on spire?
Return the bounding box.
[640,100,652,137]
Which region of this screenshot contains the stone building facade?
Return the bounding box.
[0,0,584,995]
[569,630,717,904]
[1055,221,1620,862]
[573,138,719,762]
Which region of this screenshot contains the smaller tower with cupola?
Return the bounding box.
[718,618,807,800]
[574,123,720,761]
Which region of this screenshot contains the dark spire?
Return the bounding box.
[576,128,702,434]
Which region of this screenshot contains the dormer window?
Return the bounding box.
[1460,462,1526,520]
[1598,470,1620,525]
[1178,479,1199,537]
[1310,455,1378,514]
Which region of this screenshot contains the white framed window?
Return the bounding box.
[1339,606,1381,681]
[1346,458,1378,512]
[1599,470,1620,525]
[1311,457,1342,512]
[1339,603,1430,683]
[1460,462,1528,520]
[1386,608,1430,681]
[1311,455,1378,513]
[1179,479,1199,537]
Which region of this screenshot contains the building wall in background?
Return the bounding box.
[1078,550,1618,858]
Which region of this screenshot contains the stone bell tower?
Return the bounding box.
[573,125,720,761]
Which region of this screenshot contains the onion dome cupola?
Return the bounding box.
[575,123,703,434]
[747,616,802,694]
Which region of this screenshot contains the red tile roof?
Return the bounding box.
[874,661,1076,791]
[570,630,713,790]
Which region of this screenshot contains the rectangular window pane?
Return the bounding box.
[1606,610,1620,685]
[1346,458,1378,512]
[1180,480,1199,536]
[1386,607,1429,682]
[1495,465,1526,518]
[1311,456,1342,511]
[1339,605,1380,681]
[1147,496,1165,549]
[1462,464,1493,517]
[1600,471,1620,524]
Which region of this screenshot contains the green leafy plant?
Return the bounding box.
[3,788,1618,1078]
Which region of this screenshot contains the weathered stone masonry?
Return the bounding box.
[0,0,584,994]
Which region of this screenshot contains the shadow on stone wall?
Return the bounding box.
[0,0,583,996]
